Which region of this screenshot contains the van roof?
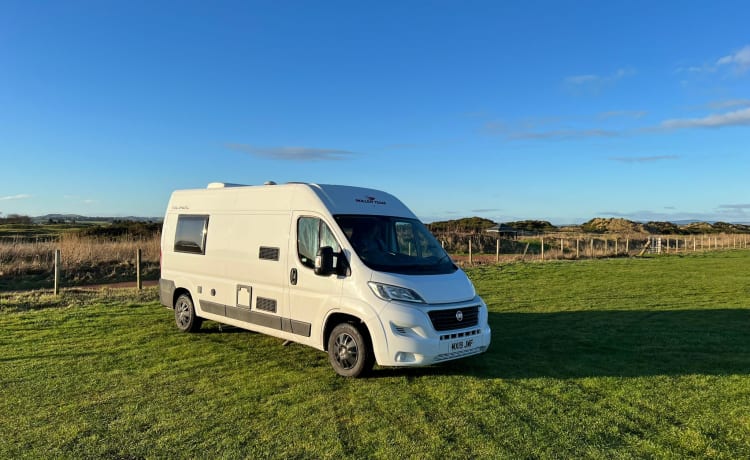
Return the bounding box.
[167,182,416,218]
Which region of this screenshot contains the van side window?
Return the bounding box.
[298,217,341,268]
[174,215,209,254]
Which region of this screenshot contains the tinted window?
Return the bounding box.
[335,215,455,275]
[174,215,209,254]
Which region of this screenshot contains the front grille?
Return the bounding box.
[428,306,479,331]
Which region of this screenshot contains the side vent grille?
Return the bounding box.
[259,246,280,261]
[256,297,277,313]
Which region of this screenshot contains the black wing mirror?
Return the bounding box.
[314,246,335,276]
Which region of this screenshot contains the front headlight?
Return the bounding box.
[368,282,425,303]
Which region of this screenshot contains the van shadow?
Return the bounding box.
[380,309,750,379]
[198,324,249,334]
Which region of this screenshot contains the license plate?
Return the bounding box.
[451,338,476,351]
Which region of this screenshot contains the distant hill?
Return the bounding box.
[580,218,645,234]
[33,214,162,224]
[13,213,747,235]
[427,216,750,235]
[705,221,750,234]
[580,218,750,235]
[643,220,750,235]
[428,217,496,233]
[0,215,162,240]
[504,220,557,233]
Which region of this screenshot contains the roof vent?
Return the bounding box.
[264,181,277,186]
[207,182,247,189]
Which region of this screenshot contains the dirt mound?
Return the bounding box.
[581,218,645,234]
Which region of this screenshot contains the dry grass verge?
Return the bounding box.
[0,233,160,290]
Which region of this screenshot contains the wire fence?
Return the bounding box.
[0,234,160,292]
[3,231,749,289]
[439,233,750,265]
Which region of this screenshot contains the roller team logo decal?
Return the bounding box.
[355,195,387,205]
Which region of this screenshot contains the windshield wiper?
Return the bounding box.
[436,253,452,265]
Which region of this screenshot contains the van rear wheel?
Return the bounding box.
[327,323,374,378]
[174,293,202,332]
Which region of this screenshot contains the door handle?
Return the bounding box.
[290,268,298,285]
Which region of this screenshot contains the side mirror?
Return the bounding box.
[314,246,335,276]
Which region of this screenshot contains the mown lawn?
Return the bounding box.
[1,251,749,458]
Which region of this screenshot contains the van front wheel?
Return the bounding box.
[327,323,374,378]
[174,293,202,332]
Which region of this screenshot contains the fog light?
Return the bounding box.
[395,352,416,363]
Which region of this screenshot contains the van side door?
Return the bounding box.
[287,213,344,347]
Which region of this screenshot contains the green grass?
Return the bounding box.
[0,222,93,240]
[1,251,749,458]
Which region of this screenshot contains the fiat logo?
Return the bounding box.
[455,310,463,322]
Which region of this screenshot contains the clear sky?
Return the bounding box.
[1,1,749,224]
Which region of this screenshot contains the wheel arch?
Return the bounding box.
[172,287,192,309]
[323,313,372,352]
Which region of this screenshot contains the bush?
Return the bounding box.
[76,222,161,240]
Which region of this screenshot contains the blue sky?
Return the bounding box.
[1,1,749,224]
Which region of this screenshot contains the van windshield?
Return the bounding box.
[334,215,457,275]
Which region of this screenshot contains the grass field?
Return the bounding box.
[1,251,749,458]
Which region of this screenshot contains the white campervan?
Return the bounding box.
[160,182,491,377]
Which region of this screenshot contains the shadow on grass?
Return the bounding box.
[199,324,251,334]
[374,309,750,379]
[456,309,750,379]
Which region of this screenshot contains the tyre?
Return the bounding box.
[327,323,374,377]
[174,293,202,332]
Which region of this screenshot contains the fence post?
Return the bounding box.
[468,239,473,265]
[541,237,544,261]
[496,239,500,263]
[615,239,618,255]
[576,239,580,259]
[560,238,564,259]
[590,238,594,258]
[626,238,629,255]
[54,249,61,296]
[136,248,142,290]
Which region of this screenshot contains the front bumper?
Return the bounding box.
[374,297,492,367]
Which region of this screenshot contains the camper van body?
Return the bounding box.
[159,182,491,376]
